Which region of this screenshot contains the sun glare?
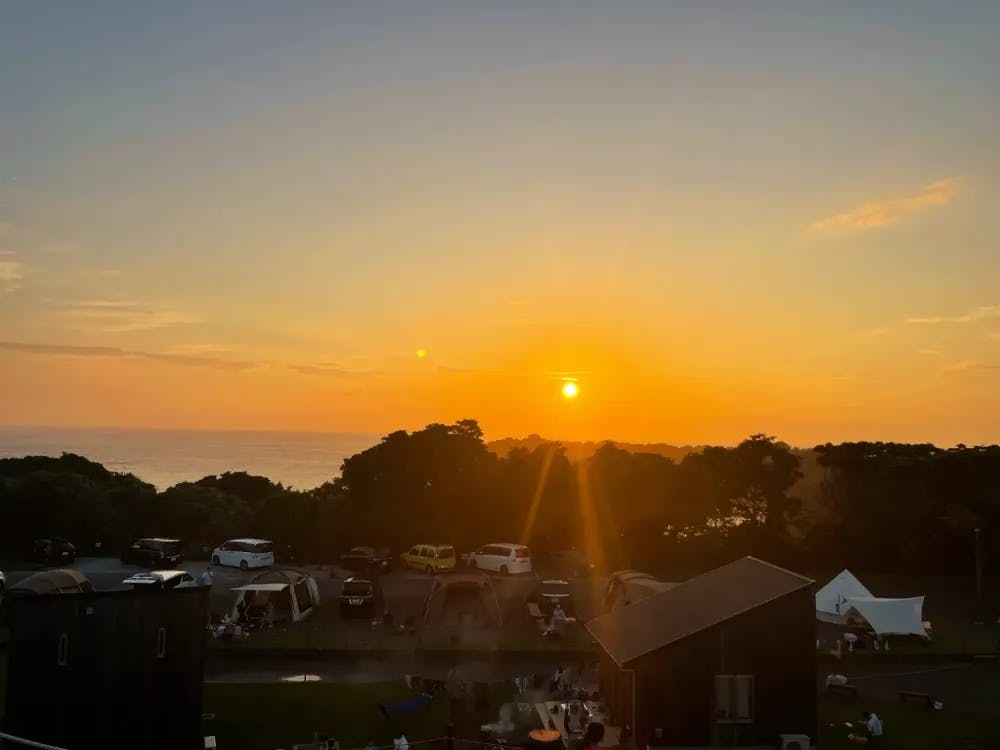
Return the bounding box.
[562,381,579,399]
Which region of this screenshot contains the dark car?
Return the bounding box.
[121,538,183,568]
[33,538,76,565]
[339,576,383,618]
[540,549,595,578]
[339,546,392,573]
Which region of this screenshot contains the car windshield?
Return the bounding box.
[437,547,455,559]
[251,542,273,553]
[343,581,372,596]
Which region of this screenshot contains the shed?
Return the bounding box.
[7,568,93,595]
[231,567,319,623]
[587,556,816,748]
[5,585,208,749]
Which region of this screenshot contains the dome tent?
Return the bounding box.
[422,571,502,628]
[8,568,93,595]
[230,567,319,624]
[603,570,676,612]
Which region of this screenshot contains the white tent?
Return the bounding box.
[845,596,927,637]
[230,568,319,623]
[815,569,874,623]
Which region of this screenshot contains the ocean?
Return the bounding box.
[0,427,381,490]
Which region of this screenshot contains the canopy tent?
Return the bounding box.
[8,568,93,595]
[422,572,502,628]
[815,569,874,623]
[845,596,927,637]
[231,568,319,623]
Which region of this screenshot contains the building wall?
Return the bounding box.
[5,587,208,750]
[629,588,816,748]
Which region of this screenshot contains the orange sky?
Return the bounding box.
[2,3,999,446]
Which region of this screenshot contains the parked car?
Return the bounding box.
[340,546,392,572]
[33,537,76,565]
[211,538,274,570]
[121,538,183,568]
[400,544,457,574]
[339,576,383,618]
[528,578,575,618]
[122,570,200,590]
[467,543,532,575]
[539,548,595,578]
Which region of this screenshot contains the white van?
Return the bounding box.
[211,538,275,570]
[467,543,532,575]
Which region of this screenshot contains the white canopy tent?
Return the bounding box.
[845,596,927,637]
[815,569,874,623]
[230,568,319,623]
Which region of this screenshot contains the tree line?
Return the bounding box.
[0,419,996,575]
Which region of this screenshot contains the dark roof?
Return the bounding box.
[586,557,813,665]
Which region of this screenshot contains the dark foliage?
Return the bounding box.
[0,425,996,573]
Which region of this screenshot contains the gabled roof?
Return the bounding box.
[586,557,813,666]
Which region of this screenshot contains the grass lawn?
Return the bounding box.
[204,681,506,750]
[818,693,1000,749]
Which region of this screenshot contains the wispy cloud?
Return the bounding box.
[288,362,385,379]
[57,299,200,332]
[940,360,1000,374]
[0,340,259,371]
[810,178,960,233]
[906,305,1000,325]
[915,348,943,356]
[0,251,24,292]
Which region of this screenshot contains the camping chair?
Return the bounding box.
[527,602,544,619]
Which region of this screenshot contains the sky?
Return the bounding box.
[1,1,999,446]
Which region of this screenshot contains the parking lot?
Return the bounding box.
[2,557,609,627]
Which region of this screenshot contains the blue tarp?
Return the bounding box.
[380,693,432,713]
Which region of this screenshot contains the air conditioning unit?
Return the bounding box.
[779,733,811,750]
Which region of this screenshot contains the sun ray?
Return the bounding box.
[520,444,556,546]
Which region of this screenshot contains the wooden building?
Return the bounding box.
[586,557,816,749]
[5,585,209,750]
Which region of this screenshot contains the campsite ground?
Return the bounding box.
[204,663,1000,750]
[2,650,1000,748]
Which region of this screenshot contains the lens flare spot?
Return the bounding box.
[416,348,428,359]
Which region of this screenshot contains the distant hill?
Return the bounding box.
[487,434,703,463]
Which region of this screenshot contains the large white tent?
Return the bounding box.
[815,569,874,622]
[844,596,927,637]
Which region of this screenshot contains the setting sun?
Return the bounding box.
[562,381,579,399]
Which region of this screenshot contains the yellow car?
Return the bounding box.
[400,544,456,574]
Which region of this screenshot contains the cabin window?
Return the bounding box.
[714,674,753,723]
[156,627,167,659]
[57,633,69,666]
